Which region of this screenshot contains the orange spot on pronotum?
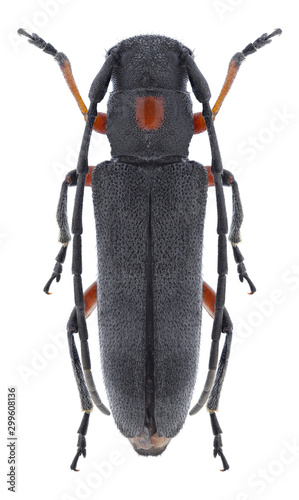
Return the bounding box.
[135,96,165,131]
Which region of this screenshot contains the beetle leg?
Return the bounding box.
[210,413,230,472]
[201,281,233,471]
[193,29,282,134]
[203,282,233,412]
[70,412,90,472]
[67,281,109,471]
[44,167,95,294]
[206,166,256,294]
[18,29,107,134]
[193,52,244,134]
[185,80,230,469]
[192,282,233,415]
[67,309,93,472]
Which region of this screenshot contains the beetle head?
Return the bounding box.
[107,35,192,92]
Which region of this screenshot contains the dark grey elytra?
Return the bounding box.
[18,28,281,471]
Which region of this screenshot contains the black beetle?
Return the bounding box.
[18,28,281,471]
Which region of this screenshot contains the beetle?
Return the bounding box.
[18,28,281,471]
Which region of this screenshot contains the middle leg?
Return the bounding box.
[206,166,256,294]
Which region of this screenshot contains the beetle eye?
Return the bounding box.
[120,51,133,66]
[167,50,179,67]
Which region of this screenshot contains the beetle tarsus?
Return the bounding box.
[218,449,230,472]
[238,266,256,294]
[70,449,83,472]
[43,245,68,294]
[43,273,59,294]
[70,412,90,471]
[70,430,88,471]
[242,273,256,295]
[213,434,229,471]
[210,412,229,471]
[232,245,256,294]
[18,28,58,57]
[242,28,282,57]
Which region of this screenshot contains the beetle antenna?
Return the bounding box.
[67,55,114,469]
[71,100,107,408]
[189,100,228,415]
[186,54,231,468]
[68,101,110,470]
[195,100,230,469]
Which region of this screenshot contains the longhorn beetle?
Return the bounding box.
[18,28,281,471]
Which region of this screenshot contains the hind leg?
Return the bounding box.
[67,281,109,471]
[202,281,233,471]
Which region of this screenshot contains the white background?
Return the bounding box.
[1,1,298,499]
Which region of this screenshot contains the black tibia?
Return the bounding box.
[242,29,282,57]
[67,310,93,412]
[43,173,75,294]
[227,174,243,244]
[70,412,90,471]
[189,305,232,415]
[71,189,110,414]
[210,412,229,471]
[207,320,232,413]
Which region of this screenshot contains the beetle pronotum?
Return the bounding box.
[18,28,281,471]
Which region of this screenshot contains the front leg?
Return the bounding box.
[193,29,282,134]
[17,29,107,134]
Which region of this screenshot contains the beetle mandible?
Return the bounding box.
[18,28,281,471]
